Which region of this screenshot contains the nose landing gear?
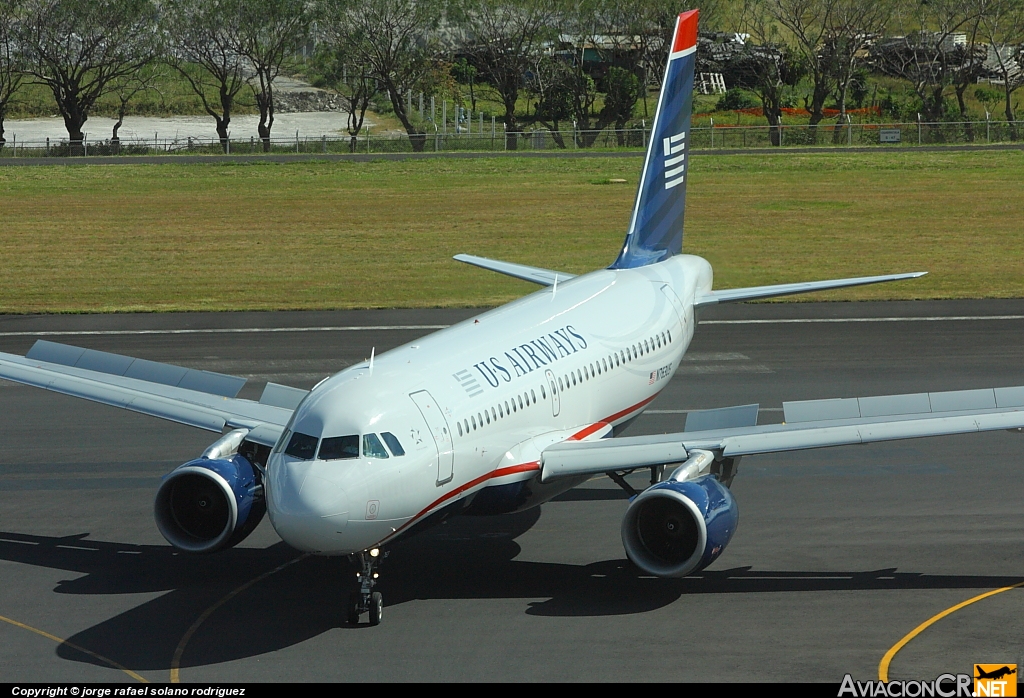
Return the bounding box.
[347,547,386,626]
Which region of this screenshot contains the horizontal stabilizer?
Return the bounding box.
[693,272,927,308]
[453,254,575,287]
[26,340,246,398]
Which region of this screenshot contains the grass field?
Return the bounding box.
[0,150,1021,313]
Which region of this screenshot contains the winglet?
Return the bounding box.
[611,10,698,270]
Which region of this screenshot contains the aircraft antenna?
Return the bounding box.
[369,347,375,375]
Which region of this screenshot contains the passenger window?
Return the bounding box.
[668,330,672,342]
[505,400,510,414]
[381,432,405,456]
[571,372,576,386]
[492,407,497,421]
[362,434,389,459]
[464,419,470,433]
[457,422,463,436]
[285,432,318,460]
[518,396,524,409]
[485,411,490,424]
[541,384,546,399]
[558,377,563,390]
[472,416,477,429]
[318,435,359,460]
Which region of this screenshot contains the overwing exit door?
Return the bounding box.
[409,390,454,486]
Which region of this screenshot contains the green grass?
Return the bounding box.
[0,150,1021,313]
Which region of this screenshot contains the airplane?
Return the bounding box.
[975,667,1017,681]
[2,9,1023,627]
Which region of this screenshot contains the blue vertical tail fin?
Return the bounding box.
[611,10,698,269]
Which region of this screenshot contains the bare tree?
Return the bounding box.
[737,0,806,145]
[0,0,25,149]
[15,0,159,151]
[459,0,557,150]
[109,66,165,149]
[320,0,444,153]
[312,44,381,151]
[826,0,895,136]
[163,0,248,152]
[238,0,311,152]
[767,0,838,131]
[872,0,985,125]
[979,0,1024,135]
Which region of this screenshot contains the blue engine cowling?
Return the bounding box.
[620,475,739,578]
[154,454,265,553]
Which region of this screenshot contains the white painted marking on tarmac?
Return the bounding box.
[0,315,1020,338]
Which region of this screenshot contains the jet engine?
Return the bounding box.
[620,474,738,578]
[154,453,265,553]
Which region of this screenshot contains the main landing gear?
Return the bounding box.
[347,547,386,626]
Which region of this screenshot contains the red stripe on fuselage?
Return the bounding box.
[386,460,541,540]
[383,391,662,543]
[672,10,699,54]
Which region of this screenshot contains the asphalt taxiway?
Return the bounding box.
[1,300,1022,682]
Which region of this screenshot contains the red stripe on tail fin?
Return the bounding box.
[672,10,699,54]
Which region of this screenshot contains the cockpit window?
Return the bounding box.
[319,435,360,460]
[284,432,318,460]
[381,432,405,456]
[362,433,389,459]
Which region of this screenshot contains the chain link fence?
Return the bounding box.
[1,120,1021,158]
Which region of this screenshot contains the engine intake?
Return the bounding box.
[154,454,265,553]
[621,475,738,578]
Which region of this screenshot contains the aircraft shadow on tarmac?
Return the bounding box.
[2,511,1023,673]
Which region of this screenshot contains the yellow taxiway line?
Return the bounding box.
[0,613,148,682]
[879,580,1024,681]
[170,553,309,683]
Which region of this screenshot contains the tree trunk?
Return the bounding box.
[1005,84,1017,140]
[257,90,274,152]
[0,114,5,149]
[386,84,426,152]
[215,116,230,153]
[504,104,518,151]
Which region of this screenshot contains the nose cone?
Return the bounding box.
[266,455,351,553]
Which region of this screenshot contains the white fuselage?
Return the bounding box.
[265,254,714,554]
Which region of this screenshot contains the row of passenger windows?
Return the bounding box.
[456,385,543,436]
[455,328,673,438]
[277,430,406,462]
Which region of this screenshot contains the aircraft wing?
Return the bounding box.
[693,272,927,308]
[540,386,1024,481]
[0,341,303,446]
[453,254,576,287]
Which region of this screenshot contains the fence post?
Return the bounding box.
[250,136,254,153]
[710,117,714,148]
[641,120,646,148]
[847,114,852,146]
[443,101,447,135]
[46,137,49,156]
[917,114,921,145]
[986,112,991,143]
[296,130,299,154]
[323,134,327,153]
[226,134,230,155]
[367,125,370,153]
[84,135,87,157]
[11,134,14,157]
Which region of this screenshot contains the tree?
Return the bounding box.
[238,0,311,152]
[604,66,642,144]
[737,0,807,145]
[526,54,574,147]
[0,0,25,149]
[872,0,985,125]
[312,45,380,152]
[320,0,444,153]
[766,0,838,131]
[15,0,159,150]
[163,0,248,152]
[459,0,557,150]
[979,0,1024,135]
[109,66,165,149]
[826,0,895,139]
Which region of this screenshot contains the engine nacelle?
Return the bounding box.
[154,454,265,553]
[621,475,738,578]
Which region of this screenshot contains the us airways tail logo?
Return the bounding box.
[663,131,686,189]
[975,665,1017,697]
